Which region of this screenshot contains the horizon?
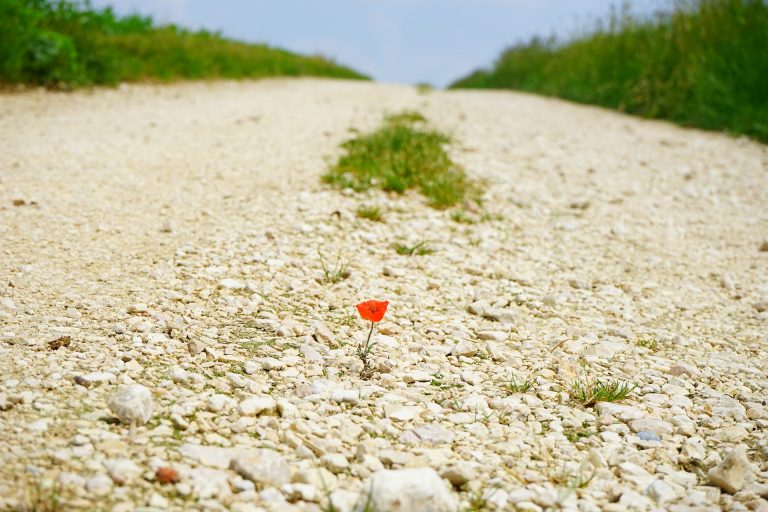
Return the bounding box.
[89,0,664,87]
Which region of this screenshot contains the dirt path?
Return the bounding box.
[1,79,766,511]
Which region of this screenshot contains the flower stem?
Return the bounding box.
[358,321,376,379]
[364,321,374,350]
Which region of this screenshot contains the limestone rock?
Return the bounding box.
[708,445,752,494]
[358,468,457,512]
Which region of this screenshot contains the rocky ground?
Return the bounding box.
[0,79,767,512]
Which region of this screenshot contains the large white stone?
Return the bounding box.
[230,449,291,487]
[107,384,153,426]
[358,468,457,512]
[708,445,753,494]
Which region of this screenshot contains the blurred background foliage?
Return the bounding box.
[0,0,367,88]
[451,0,768,143]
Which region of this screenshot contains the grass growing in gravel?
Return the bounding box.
[322,111,479,209]
[635,336,659,351]
[318,249,350,284]
[450,0,768,143]
[356,205,384,222]
[394,240,434,256]
[505,377,534,394]
[570,379,635,407]
[0,0,367,88]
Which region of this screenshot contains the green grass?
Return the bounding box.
[322,111,479,209]
[318,249,350,285]
[569,379,636,407]
[394,240,434,256]
[449,209,477,224]
[356,205,384,222]
[0,0,367,88]
[505,377,534,394]
[450,0,768,143]
[635,336,659,351]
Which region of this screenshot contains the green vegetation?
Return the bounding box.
[635,335,659,351]
[356,205,384,222]
[451,0,768,143]
[449,209,478,225]
[570,379,636,407]
[563,427,596,443]
[505,376,534,394]
[0,0,367,88]
[323,111,479,209]
[318,249,350,285]
[394,240,434,256]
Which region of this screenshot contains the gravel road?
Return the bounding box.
[1,79,767,511]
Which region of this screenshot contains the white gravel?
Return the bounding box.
[0,78,767,511]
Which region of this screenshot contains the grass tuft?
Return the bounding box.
[450,0,768,143]
[356,205,384,222]
[318,250,350,285]
[569,379,635,407]
[635,336,659,351]
[395,240,434,256]
[506,377,534,394]
[450,209,478,224]
[323,111,479,209]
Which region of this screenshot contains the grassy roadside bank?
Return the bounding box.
[0,0,368,89]
[451,0,768,143]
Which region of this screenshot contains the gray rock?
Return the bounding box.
[331,389,360,405]
[230,449,290,488]
[484,308,515,326]
[358,468,457,512]
[467,300,489,316]
[188,339,206,355]
[85,474,113,496]
[107,384,153,427]
[400,424,454,445]
[322,453,349,474]
[441,463,475,488]
[104,458,142,485]
[646,479,677,503]
[708,445,752,494]
[629,418,673,436]
[238,395,276,416]
[451,340,477,357]
[636,431,661,442]
[477,330,507,342]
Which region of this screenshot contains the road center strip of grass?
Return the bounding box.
[322,111,479,209]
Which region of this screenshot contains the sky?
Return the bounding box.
[90,0,661,87]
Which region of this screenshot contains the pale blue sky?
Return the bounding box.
[91,0,662,87]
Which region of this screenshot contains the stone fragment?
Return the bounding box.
[321,453,349,474]
[359,468,457,512]
[238,396,276,416]
[441,463,475,488]
[85,474,113,496]
[107,384,153,427]
[629,418,673,436]
[708,445,752,494]
[104,458,141,485]
[451,340,477,357]
[230,449,291,488]
[218,278,245,290]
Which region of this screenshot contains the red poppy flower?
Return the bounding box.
[356,300,389,323]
